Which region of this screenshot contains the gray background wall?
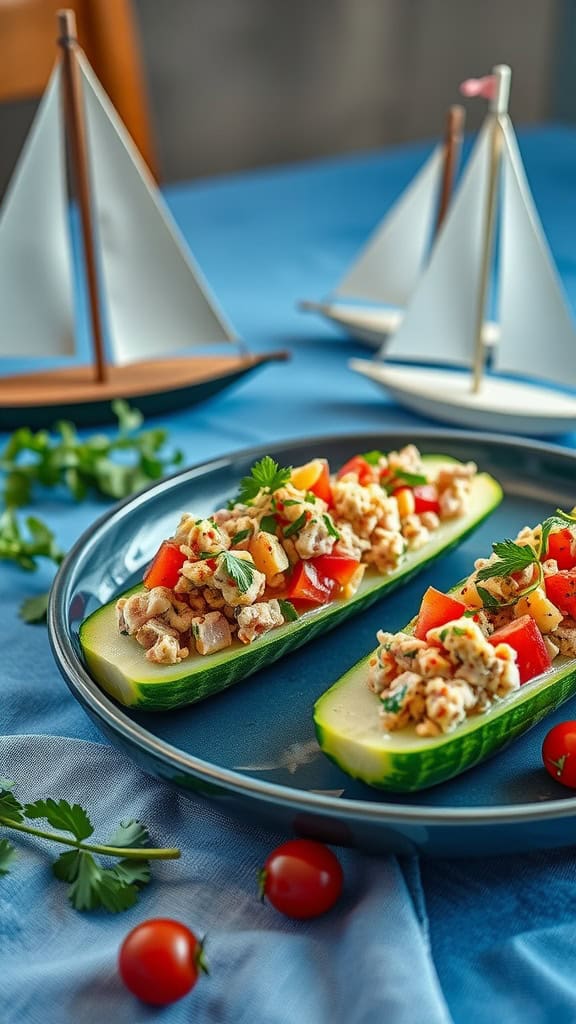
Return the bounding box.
[0,0,565,191]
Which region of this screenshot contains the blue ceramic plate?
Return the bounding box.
[49,431,576,857]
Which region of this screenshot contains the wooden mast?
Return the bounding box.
[471,65,510,394]
[435,104,465,235]
[57,8,108,383]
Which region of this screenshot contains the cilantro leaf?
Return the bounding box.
[476,585,500,609]
[19,591,50,624]
[236,457,292,505]
[0,510,64,571]
[106,820,150,849]
[112,859,151,887]
[361,450,385,466]
[111,398,143,433]
[381,685,408,715]
[322,513,340,540]
[25,799,94,841]
[52,849,82,882]
[283,511,307,538]
[475,540,538,581]
[0,789,24,823]
[217,551,257,594]
[259,514,277,535]
[0,839,16,876]
[230,528,252,547]
[278,599,299,622]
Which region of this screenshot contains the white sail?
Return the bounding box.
[333,145,444,308]
[496,119,576,387]
[0,63,75,357]
[383,120,492,365]
[78,55,236,366]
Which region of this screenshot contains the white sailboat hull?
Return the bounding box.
[299,301,403,348]
[301,300,499,351]
[349,361,576,436]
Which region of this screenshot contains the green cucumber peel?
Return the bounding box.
[79,461,501,712]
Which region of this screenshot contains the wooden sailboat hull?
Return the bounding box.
[349,361,576,437]
[0,352,288,429]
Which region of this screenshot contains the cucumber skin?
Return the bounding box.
[80,476,501,711]
[315,665,576,792]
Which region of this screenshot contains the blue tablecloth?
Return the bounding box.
[2,126,576,1023]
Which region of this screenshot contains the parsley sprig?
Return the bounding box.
[1,402,182,623]
[0,780,180,913]
[474,538,544,610]
[217,550,257,593]
[1,400,183,508]
[235,457,292,506]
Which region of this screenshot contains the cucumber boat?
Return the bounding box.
[80,451,501,711]
[315,511,576,792]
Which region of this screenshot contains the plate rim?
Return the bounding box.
[49,427,576,828]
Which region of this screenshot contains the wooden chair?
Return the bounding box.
[0,0,159,180]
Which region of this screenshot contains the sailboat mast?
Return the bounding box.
[435,105,465,234]
[57,9,108,383]
[471,65,511,394]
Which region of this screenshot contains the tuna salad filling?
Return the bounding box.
[116,446,479,665]
[368,509,576,736]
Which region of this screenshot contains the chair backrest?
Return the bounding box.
[0,0,159,179]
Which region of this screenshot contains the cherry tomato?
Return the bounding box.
[336,456,374,487]
[542,721,576,788]
[413,586,467,641]
[119,918,207,1006]
[143,541,186,590]
[259,839,343,919]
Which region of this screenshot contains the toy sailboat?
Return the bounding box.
[298,105,500,349]
[350,65,576,436]
[0,10,286,429]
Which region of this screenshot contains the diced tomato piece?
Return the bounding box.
[336,456,374,487]
[143,541,186,590]
[308,460,333,505]
[309,554,360,587]
[544,569,576,618]
[413,586,467,640]
[412,484,440,515]
[488,614,551,684]
[286,561,339,606]
[545,528,576,570]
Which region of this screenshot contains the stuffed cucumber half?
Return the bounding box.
[314,508,576,791]
[80,445,501,711]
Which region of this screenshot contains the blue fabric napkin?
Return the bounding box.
[0,734,452,1024]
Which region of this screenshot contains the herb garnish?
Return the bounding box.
[235,457,292,506]
[259,514,278,535]
[322,513,340,540]
[230,528,252,546]
[0,509,64,571]
[1,400,182,507]
[0,780,179,913]
[476,540,539,581]
[217,551,257,593]
[283,512,307,539]
[381,685,408,715]
[384,469,428,494]
[361,450,385,466]
[278,599,299,622]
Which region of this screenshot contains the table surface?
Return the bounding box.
[2,124,576,1024]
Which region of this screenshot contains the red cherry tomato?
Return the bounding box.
[545,569,576,618]
[118,918,207,1006]
[336,456,374,487]
[285,561,339,606]
[413,586,467,641]
[259,839,343,919]
[542,721,576,788]
[545,528,576,570]
[412,484,440,515]
[488,614,551,684]
[144,541,186,590]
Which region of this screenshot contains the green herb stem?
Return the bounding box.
[0,817,180,860]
